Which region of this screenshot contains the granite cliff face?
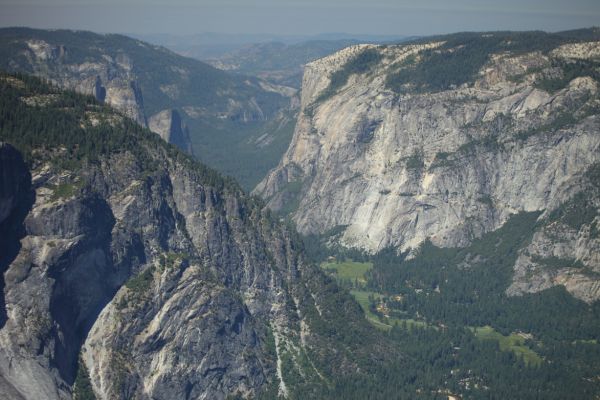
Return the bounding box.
[11,36,147,126]
[255,31,600,302]
[0,74,381,399]
[148,109,194,155]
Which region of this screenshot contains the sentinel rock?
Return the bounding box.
[148,109,194,155]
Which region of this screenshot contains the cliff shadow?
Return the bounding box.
[0,145,35,329]
[47,195,146,385]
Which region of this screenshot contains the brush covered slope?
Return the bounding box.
[255,29,600,302]
[0,28,297,189]
[0,73,391,400]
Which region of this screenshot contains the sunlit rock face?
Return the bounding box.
[24,39,148,125]
[256,36,600,301]
[0,76,378,399]
[148,109,194,155]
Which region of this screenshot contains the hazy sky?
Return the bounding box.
[1,0,599,36]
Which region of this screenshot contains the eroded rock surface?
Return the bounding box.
[256,34,600,301]
[0,77,378,399]
[148,109,194,155]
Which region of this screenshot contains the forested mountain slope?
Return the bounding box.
[0,28,296,189]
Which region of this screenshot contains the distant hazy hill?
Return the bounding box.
[206,40,361,87]
[134,33,410,89]
[131,32,409,61]
[0,27,296,189]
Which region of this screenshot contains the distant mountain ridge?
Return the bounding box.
[0,27,295,189]
[205,40,361,88]
[131,32,410,60]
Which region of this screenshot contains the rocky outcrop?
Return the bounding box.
[0,75,381,399]
[148,109,194,155]
[256,34,600,301]
[0,145,362,399]
[507,167,600,303]
[551,41,600,59]
[0,150,288,400]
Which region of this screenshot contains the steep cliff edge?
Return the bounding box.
[255,30,600,302]
[148,109,194,155]
[0,74,386,400]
